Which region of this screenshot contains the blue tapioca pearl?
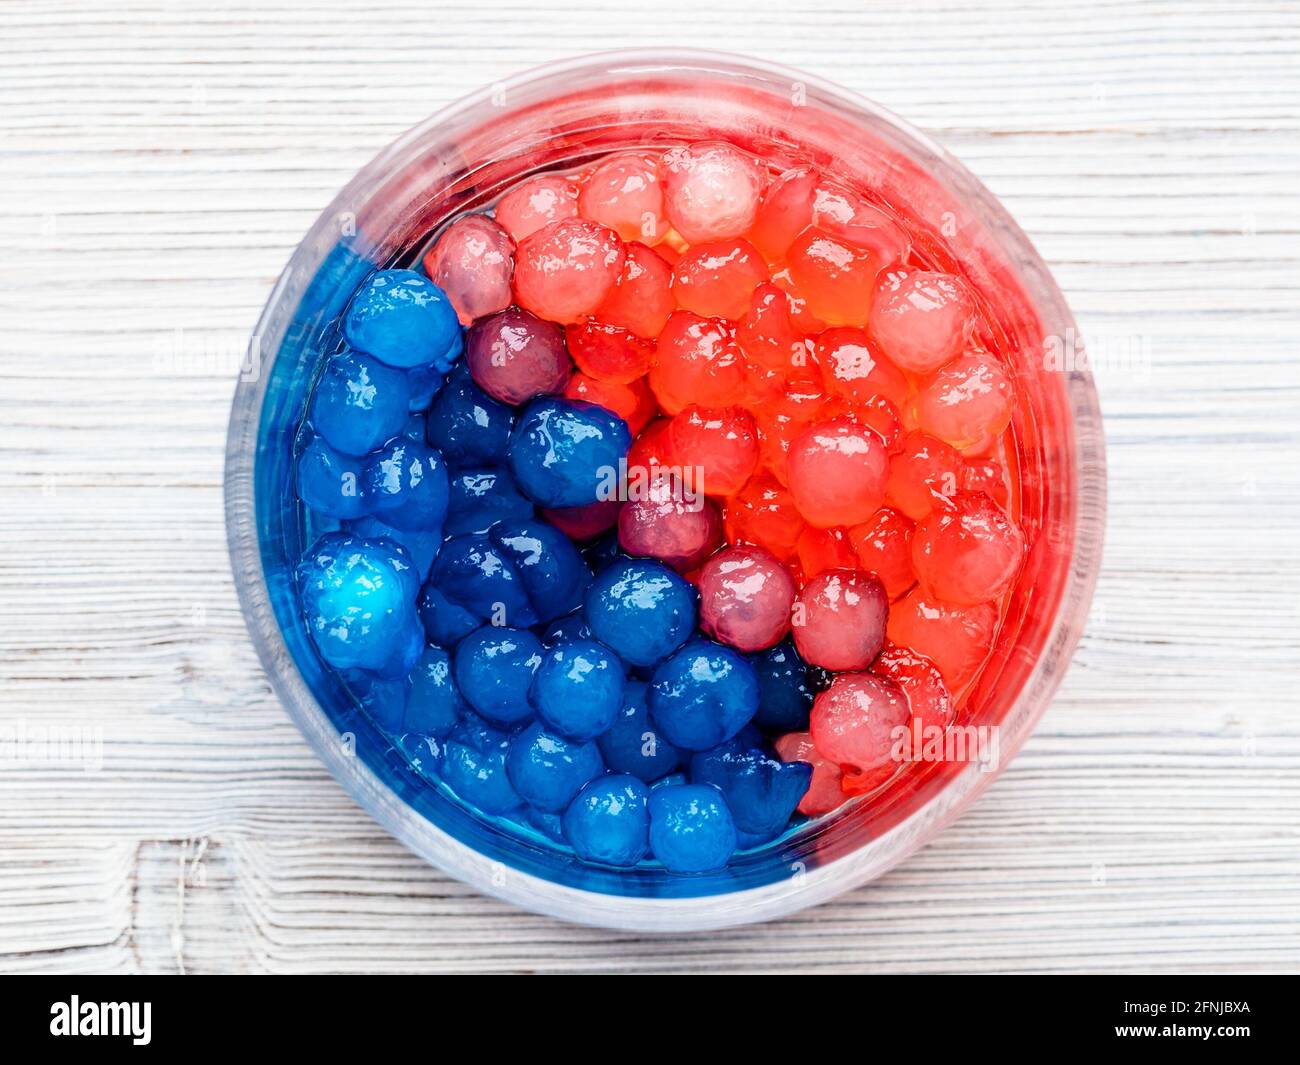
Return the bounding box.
[416,580,481,648]
[524,805,566,844]
[489,518,591,623]
[311,349,411,456]
[405,645,467,738]
[296,533,422,673]
[367,616,425,680]
[343,269,459,370]
[582,532,622,574]
[429,533,538,628]
[406,362,444,413]
[352,674,408,732]
[750,639,814,734]
[396,731,444,782]
[444,467,533,537]
[647,783,738,874]
[426,364,514,467]
[452,625,542,727]
[507,398,632,508]
[505,721,604,813]
[541,610,592,646]
[583,558,697,668]
[403,411,428,440]
[364,439,450,532]
[441,732,522,815]
[531,638,625,742]
[346,514,439,581]
[690,741,812,839]
[596,679,684,783]
[562,774,650,867]
[648,639,760,752]
[296,435,369,520]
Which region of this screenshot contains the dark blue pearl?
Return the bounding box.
[490,518,591,624]
[346,514,439,581]
[296,435,368,520]
[505,721,604,813]
[452,626,542,727]
[311,349,411,456]
[750,639,815,734]
[440,721,521,815]
[429,534,538,628]
[426,363,515,467]
[416,580,480,648]
[583,557,697,668]
[405,645,467,738]
[364,438,449,533]
[531,639,625,741]
[540,610,592,646]
[648,639,760,752]
[508,397,631,508]
[596,680,684,783]
[648,784,737,874]
[562,774,650,867]
[444,467,533,537]
[343,269,460,370]
[690,739,812,838]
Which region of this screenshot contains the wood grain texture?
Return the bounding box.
[1,0,1298,974]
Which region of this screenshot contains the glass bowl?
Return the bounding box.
[224,49,1105,931]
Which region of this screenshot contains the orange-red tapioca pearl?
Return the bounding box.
[961,455,1009,507]
[565,321,655,384]
[786,415,890,528]
[872,642,954,736]
[785,227,882,328]
[736,281,806,374]
[594,242,675,339]
[666,404,759,498]
[885,588,998,691]
[869,268,974,375]
[796,525,857,580]
[814,326,910,410]
[563,372,656,436]
[648,311,747,415]
[670,238,768,320]
[747,166,819,263]
[723,472,805,560]
[910,490,1025,606]
[811,180,911,265]
[847,506,916,600]
[577,151,667,244]
[513,218,625,325]
[911,349,1015,449]
[885,430,963,520]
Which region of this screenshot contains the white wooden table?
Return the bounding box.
[2,0,1298,974]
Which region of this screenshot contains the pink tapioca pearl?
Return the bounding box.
[648,311,746,415]
[666,405,759,498]
[814,326,910,410]
[872,642,954,736]
[494,174,579,243]
[791,569,888,671]
[466,305,571,405]
[869,269,974,375]
[811,181,911,265]
[885,588,998,691]
[697,544,796,652]
[773,731,843,816]
[513,218,625,325]
[737,282,805,373]
[747,167,819,263]
[810,672,910,778]
[542,498,622,540]
[911,490,1025,606]
[618,469,722,572]
[846,395,903,453]
[661,141,766,244]
[594,242,674,339]
[885,430,962,520]
[577,152,667,244]
[670,238,767,320]
[421,215,515,326]
[847,506,916,600]
[787,415,890,528]
[912,349,1015,449]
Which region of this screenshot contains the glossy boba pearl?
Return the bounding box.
[494,174,579,243]
[507,397,631,509]
[489,517,592,624]
[405,645,468,738]
[791,569,888,672]
[667,405,759,498]
[814,326,909,410]
[649,311,746,415]
[363,438,450,532]
[452,625,543,727]
[648,639,759,751]
[885,588,998,690]
[848,506,916,600]
[531,638,626,741]
[785,228,880,328]
[911,491,1025,605]
[343,269,461,371]
[750,639,815,733]
[912,349,1015,449]
[617,470,723,573]
[787,416,890,528]
[505,721,604,813]
[563,372,657,437]
[310,349,412,457]
[885,430,962,520]
[872,642,954,736]
[296,435,368,521]
[690,741,812,839]
[594,242,675,338]
[810,671,910,778]
[429,533,538,628]
[723,472,805,561]
[671,238,767,320]
[647,783,738,873]
[422,214,515,326]
[596,679,684,782]
[562,774,651,867]
[773,731,843,816]
[737,282,805,373]
[513,217,625,324]
[441,719,522,815]
[416,581,479,649]
[583,557,697,668]
[868,269,973,375]
[346,514,438,581]
[444,467,533,538]
[661,141,765,244]
[295,533,422,674]
[466,306,571,406]
[697,544,796,653]
[577,151,667,243]
[425,364,516,468]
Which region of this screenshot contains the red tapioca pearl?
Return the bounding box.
[770,267,830,335]
[626,416,674,474]
[869,268,974,375]
[649,311,746,415]
[911,490,1025,606]
[885,588,998,691]
[872,642,954,736]
[697,544,797,652]
[577,151,667,244]
[847,395,903,453]
[565,320,655,383]
[787,415,890,528]
[885,430,962,520]
[810,671,910,775]
[747,166,819,263]
[737,361,788,415]
[618,469,723,572]
[814,326,910,409]
[564,373,656,435]
[513,218,625,325]
[912,349,1015,449]
[791,569,888,671]
[670,238,767,320]
[661,141,766,244]
[466,305,572,405]
[774,732,844,816]
[594,242,674,339]
[785,227,881,328]
[667,404,759,498]
[542,498,622,540]
[796,525,857,580]
[737,281,806,373]
[494,174,579,243]
[422,215,515,326]
[962,455,1009,507]
[848,506,916,599]
[811,181,911,265]
[723,472,805,561]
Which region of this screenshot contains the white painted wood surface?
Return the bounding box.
[1,0,1298,973]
